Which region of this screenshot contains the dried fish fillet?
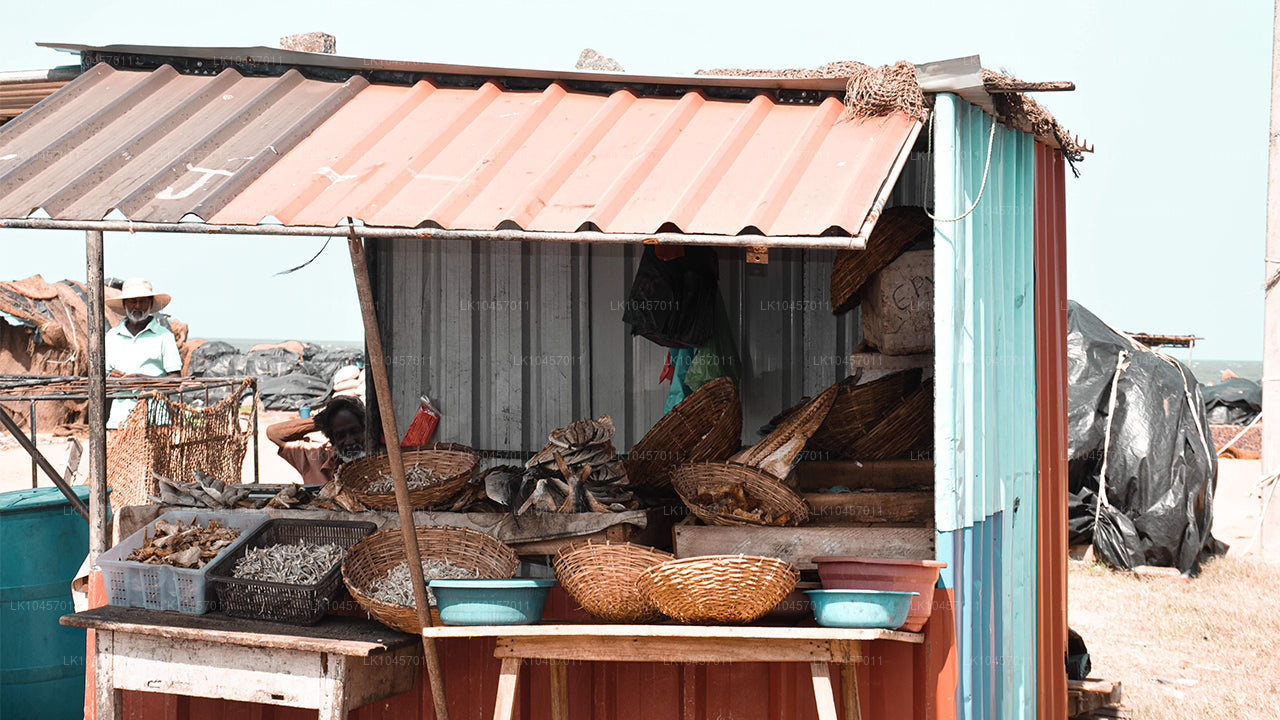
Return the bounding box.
[125,518,241,569]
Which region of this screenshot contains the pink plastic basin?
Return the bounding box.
[812,556,946,632]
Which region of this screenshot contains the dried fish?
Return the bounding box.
[513,415,637,515]
[126,518,241,569]
[232,542,345,585]
[366,463,440,493]
[365,559,480,606]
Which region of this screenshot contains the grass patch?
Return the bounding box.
[1069,556,1280,719]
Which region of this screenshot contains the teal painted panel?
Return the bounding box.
[932,94,1040,719]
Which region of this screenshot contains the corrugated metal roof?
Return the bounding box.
[0,61,919,237]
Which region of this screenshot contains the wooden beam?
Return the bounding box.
[984,80,1075,93]
[346,229,450,720]
[804,491,933,526]
[86,229,109,560]
[673,525,935,570]
[792,460,934,492]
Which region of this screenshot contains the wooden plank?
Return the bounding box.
[983,80,1075,93]
[419,623,921,644]
[62,606,418,656]
[341,646,421,709]
[496,636,862,663]
[673,525,935,569]
[810,662,839,720]
[804,491,933,525]
[848,352,932,370]
[493,657,520,720]
[793,460,933,492]
[95,629,122,720]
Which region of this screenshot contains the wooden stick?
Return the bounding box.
[984,80,1075,93]
[346,228,450,720]
[86,229,110,561]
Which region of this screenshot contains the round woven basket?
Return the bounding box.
[671,462,809,526]
[637,555,800,624]
[341,525,519,634]
[625,376,742,490]
[552,540,674,623]
[337,444,480,510]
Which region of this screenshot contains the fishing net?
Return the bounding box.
[106,378,250,510]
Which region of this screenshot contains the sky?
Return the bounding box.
[0,0,1273,358]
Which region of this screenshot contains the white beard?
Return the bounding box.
[335,446,367,464]
[127,309,153,323]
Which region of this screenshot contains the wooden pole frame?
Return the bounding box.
[345,227,451,720]
[86,229,110,563]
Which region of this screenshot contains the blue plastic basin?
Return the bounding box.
[428,579,556,625]
[805,589,918,629]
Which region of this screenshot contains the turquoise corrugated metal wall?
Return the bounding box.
[932,93,1038,720]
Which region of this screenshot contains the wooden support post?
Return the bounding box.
[810,662,839,720]
[841,662,862,720]
[493,657,520,720]
[346,228,450,720]
[86,229,109,561]
[548,659,569,720]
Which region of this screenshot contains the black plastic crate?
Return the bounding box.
[206,518,377,625]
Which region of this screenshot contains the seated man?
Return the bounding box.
[267,396,367,484]
[104,278,182,429]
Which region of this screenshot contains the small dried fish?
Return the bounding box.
[126,519,240,569]
[367,464,440,493]
[366,559,480,606]
[232,542,345,584]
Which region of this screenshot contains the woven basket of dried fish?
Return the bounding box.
[206,519,377,625]
[337,444,480,510]
[342,525,519,634]
[637,555,799,624]
[671,462,809,527]
[624,376,743,491]
[552,540,673,623]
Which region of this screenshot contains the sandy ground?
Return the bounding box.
[0,407,313,495]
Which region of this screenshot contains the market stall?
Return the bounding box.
[0,42,1078,720]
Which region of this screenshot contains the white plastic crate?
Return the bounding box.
[98,510,268,614]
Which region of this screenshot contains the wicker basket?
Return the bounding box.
[337,444,480,510]
[671,462,809,526]
[830,206,933,315]
[552,540,673,622]
[848,379,934,460]
[637,555,800,624]
[625,376,742,490]
[207,519,377,625]
[806,369,924,456]
[341,525,519,634]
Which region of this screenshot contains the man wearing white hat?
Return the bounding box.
[104,278,182,428]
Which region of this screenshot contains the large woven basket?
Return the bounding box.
[552,540,673,622]
[807,369,924,456]
[671,462,809,526]
[337,444,480,510]
[625,376,742,490]
[830,206,933,315]
[637,555,800,624]
[341,525,519,634]
[848,379,934,460]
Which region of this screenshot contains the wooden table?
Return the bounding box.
[421,623,924,720]
[62,606,421,720]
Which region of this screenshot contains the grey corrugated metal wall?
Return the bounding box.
[371,152,930,454]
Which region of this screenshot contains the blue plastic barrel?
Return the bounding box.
[0,485,91,720]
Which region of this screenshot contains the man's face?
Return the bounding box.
[329,409,366,463]
[123,297,153,323]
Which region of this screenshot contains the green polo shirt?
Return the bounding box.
[105,317,182,428]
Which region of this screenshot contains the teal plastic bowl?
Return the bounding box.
[805,589,918,629]
[428,579,556,625]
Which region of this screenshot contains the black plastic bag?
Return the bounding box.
[189,341,245,378]
[258,372,330,411]
[244,347,303,378]
[1065,301,1223,575]
[622,246,718,349]
[1201,376,1261,425]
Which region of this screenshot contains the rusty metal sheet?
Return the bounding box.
[0,61,918,238]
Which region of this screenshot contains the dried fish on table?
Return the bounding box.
[232,542,345,585]
[150,470,253,509]
[508,415,638,516]
[366,463,440,493]
[125,518,241,569]
[366,559,481,606]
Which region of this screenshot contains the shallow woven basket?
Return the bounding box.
[341,525,519,634]
[848,379,934,460]
[830,206,933,315]
[637,555,800,624]
[625,376,742,490]
[731,385,837,478]
[552,540,674,622]
[671,462,809,526]
[807,369,924,455]
[337,444,480,510]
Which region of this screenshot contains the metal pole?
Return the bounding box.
[86,229,110,563]
[1265,0,1280,562]
[0,405,90,520]
[29,399,37,488]
[252,380,260,484]
[346,229,451,720]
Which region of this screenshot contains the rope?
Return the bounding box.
[925,112,999,223]
[1094,350,1128,533]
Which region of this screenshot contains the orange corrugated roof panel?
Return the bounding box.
[0,63,920,238]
